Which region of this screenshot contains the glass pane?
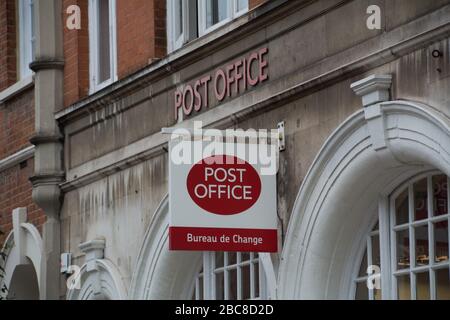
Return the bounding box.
[372,234,381,267]
[397,275,411,300]
[433,175,448,217]
[358,249,368,277]
[215,272,224,300]
[434,220,449,263]
[241,252,250,262]
[397,229,410,269]
[174,0,183,38]
[436,268,450,299]
[228,269,237,300]
[206,0,229,28]
[254,262,260,298]
[416,272,430,300]
[415,225,429,266]
[414,178,428,221]
[215,252,224,269]
[355,282,368,300]
[98,0,111,83]
[236,0,248,12]
[242,264,251,300]
[228,252,237,266]
[396,188,409,225]
[197,275,203,300]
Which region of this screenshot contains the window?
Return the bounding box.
[17,0,35,79]
[198,0,248,36]
[167,0,198,53]
[167,0,248,52]
[193,252,269,300]
[88,0,117,93]
[354,222,382,300]
[354,173,450,300]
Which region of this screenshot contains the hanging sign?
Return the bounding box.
[169,139,278,253]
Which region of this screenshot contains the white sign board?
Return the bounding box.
[169,139,278,252]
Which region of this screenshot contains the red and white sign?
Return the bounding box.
[169,140,278,253]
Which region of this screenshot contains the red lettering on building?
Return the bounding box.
[174,48,269,120]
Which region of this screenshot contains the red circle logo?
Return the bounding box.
[187,155,261,215]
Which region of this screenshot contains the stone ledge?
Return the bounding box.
[0,146,35,173]
[0,76,34,104]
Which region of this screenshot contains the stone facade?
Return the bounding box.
[1,0,449,300]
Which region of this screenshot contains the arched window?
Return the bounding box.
[355,173,450,300]
[192,252,268,300]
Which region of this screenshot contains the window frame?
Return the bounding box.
[88,0,118,93]
[17,0,35,80]
[353,222,381,300]
[192,251,270,300]
[198,0,248,37]
[167,0,248,53]
[353,171,450,300]
[167,0,184,52]
[167,0,198,53]
[389,172,450,300]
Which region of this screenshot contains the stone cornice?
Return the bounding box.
[29,133,64,145]
[29,60,65,72]
[29,172,66,186]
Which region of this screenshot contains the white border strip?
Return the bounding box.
[0,76,34,104]
[0,146,35,172]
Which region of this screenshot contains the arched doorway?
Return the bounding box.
[66,260,127,300]
[7,263,40,300]
[353,172,449,300]
[129,196,277,299]
[0,208,45,300]
[278,86,450,298]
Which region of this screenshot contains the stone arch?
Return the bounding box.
[278,96,450,299]
[0,208,45,300]
[129,196,202,299]
[66,260,127,300]
[129,195,278,299]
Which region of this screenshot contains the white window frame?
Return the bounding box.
[353,171,450,300]
[88,0,118,93]
[167,0,248,53]
[353,222,381,300]
[193,252,271,300]
[167,0,198,53]
[198,0,248,37]
[167,0,184,52]
[17,0,35,79]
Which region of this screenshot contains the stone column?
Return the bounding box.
[29,0,65,300]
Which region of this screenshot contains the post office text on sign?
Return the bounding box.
[174,47,269,120]
[187,155,262,216]
[169,140,278,253]
[194,168,251,200]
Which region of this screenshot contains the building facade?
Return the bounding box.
[0,0,449,300]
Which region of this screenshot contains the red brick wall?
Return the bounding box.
[0,89,34,159]
[153,0,167,59]
[0,89,45,247]
[63,0,89,108]
[0,0,17,91]
[62,0,166,107]
[0,158,45,246]
[117,0,166,79]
